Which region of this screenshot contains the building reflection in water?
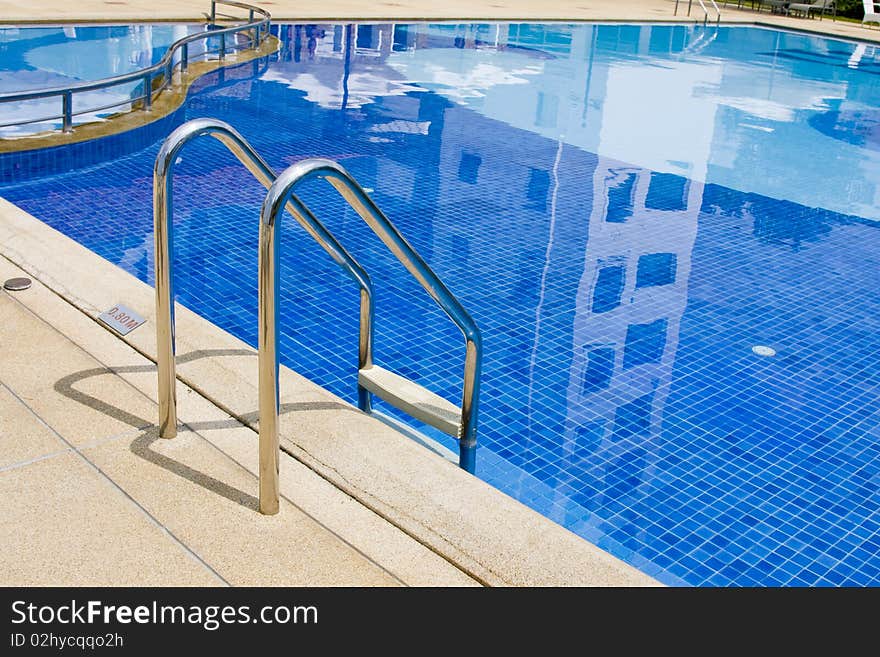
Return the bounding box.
[558,161,701,525]
[259,21,712,522]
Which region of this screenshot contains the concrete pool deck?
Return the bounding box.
[1,0,877,588]
[2,0,880,44]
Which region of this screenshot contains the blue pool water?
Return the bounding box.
[2,22,880,586]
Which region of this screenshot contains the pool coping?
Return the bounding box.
[2,0,879,46]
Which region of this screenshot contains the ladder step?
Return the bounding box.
[358,365,461,437]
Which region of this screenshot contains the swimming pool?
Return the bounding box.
[1,21,879,586]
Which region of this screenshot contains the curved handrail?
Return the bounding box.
[0,1,271,133]
[260,160,483,473]
[674,0,721,25]
[154,117,374,515]
[704,0,722,25]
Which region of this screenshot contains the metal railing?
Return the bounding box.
[154,118,482,514]
[0,1,270,134]
[260,160,483,475]
[675,0,722,24]
[154,118,373,515]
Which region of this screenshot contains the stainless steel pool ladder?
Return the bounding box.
[154,118,482,515]
[681,22,719,57]
[675,0,722,25]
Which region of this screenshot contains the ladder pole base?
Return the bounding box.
[459,441,476,474]
[358,385,372,413]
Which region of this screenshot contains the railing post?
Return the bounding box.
[220,32,226,60]
[143,73,152,111]
[459,337,481,474]
[210,0,216,23]
[258,187,281,516]
[153,138,178,440]
[357,287,374,413]
[181,43,189,74]
[61,91,72,133]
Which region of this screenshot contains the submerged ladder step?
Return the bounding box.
[358,365,461,437]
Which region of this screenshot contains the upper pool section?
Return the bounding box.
[3,22,880,222]
[0,24,205,135]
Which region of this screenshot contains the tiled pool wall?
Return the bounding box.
[1,21,879,587]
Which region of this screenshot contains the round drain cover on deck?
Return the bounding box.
[3,277,32,291]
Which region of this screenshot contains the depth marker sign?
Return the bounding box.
[98,304,146,336]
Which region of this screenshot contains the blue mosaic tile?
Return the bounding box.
[2,21,879,587]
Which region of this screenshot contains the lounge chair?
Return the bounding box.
[865,0,880,26]
[788,0,835,19]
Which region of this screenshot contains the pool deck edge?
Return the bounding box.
[2,0,879,45]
